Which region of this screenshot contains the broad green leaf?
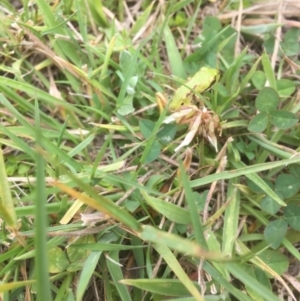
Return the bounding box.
[157,124,177,144]
[264,220,288,249]
[139,119,155,139]
[251,70,266,90]
[48,247,69,273]
[144,140,161,164]
[117,43,146,115]
[263,36,275,55]
[126,76,138,95]
[119,50,132,73]
[194,191,208,211]
[290,165,300,178]
[281,28,300,56]
[277,79,296,97]
[67,235,95,271]
[117,95,135,116]
[255,87,279,113]
[138,97,168,166]
[260,195,281,215]
[270,110,298,129]
[257,250,289,276]
[18,163,31,175]
[255,268,272,292]
[202,16,222,41]
[275,174,300,198]
[248,112,268,133]
[283,204,300,230]
[125,200,140,212]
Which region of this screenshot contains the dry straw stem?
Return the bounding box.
[219,0,300,28]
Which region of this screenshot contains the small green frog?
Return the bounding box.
[170,67,219,110]
[156,67,221,152]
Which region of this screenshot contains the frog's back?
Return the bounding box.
[170,66,219,110]
[187,67,218,93]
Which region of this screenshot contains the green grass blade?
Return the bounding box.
[67,134,95,158]
[54,274,73,301]
[230,160,285,206]
[141,191,192,224]
[100,35,116,81]
[76,234,118,300]
[131,2,154,35]
[191,156,300,192]
[35,0,80,64]
[222,179,240,256]
[240,56,262,91]
[106,251,132,301]
[70,243,145,251]
[0,280,36,293]
[163,25,186,78]
[225,263,282,301]
[0,78,88,119]
[139,225,219,260]
[76,251,102,301]
[180,164,207,248]
[203,261,253,301]
[117,38,152,114]
[0,94,82,171]
[54,179,141,232]
[34,100,52,301]
[0,149,17,229]
[262,50,277,90]
[120,279,200,297]
[154,244,204,301]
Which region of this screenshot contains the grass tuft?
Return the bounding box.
[0,1,300,300]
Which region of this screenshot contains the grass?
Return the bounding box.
[0,0,300,300]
